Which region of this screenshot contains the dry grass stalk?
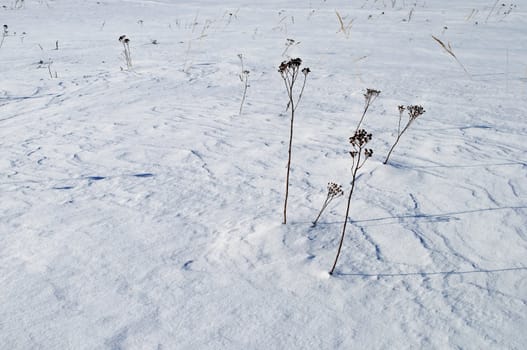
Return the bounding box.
[336,11,353,38]
[431,35,470,77]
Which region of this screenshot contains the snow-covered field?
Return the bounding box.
[1,0,526,348]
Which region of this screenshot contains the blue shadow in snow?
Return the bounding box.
[133,173,155,178]
[337,267,527,278]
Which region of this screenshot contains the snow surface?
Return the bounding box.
[1,0,527,348]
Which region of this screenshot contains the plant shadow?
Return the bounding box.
[307,206,527,227]
[337,267,527,278]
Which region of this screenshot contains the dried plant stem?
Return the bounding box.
[0,25,8,49]
[355,103,371,132]
[123,41,132,69]
[238,54,249,115]
[431,35,470,77]
[355,89,380,132]
[48,60,54,79]
[312,185,342,227]
[278,58,310,224]
[295,73,308,110]
[485,0,499,23]
[283,72,297,224]
[336,11,353,38]
[283,106,294,224]
[312,196,331,226]
[384,126,407,164]
[408,8,414,22]
[329,129,372,275]
[329,148,364,275]
[118,35,133,70]
[239,75,249,115]
[384,105,425,165]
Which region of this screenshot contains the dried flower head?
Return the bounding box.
[364,88,381,100]
[328,182,344,197]
[118,35,126,42]
[124,38,130,44]
[349,129,372,148]
[407,105,425,120]
[278,57,304,74]
[364,148,373,158]
[290,57,302,67]
[302,67,311,75]
[383,105,425,164]
[278,60,288,73]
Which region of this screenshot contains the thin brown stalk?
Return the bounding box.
[431,35,470,77]
[329,130,372,275]
[279,59,310,224]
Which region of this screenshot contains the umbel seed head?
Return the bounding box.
[278,57,303,73]
[407,105,425,120]
[278,61,288,73]
[349,129,372,147]
[327,182,344,196]
[364,88,381,100]
[290,57,302,67]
